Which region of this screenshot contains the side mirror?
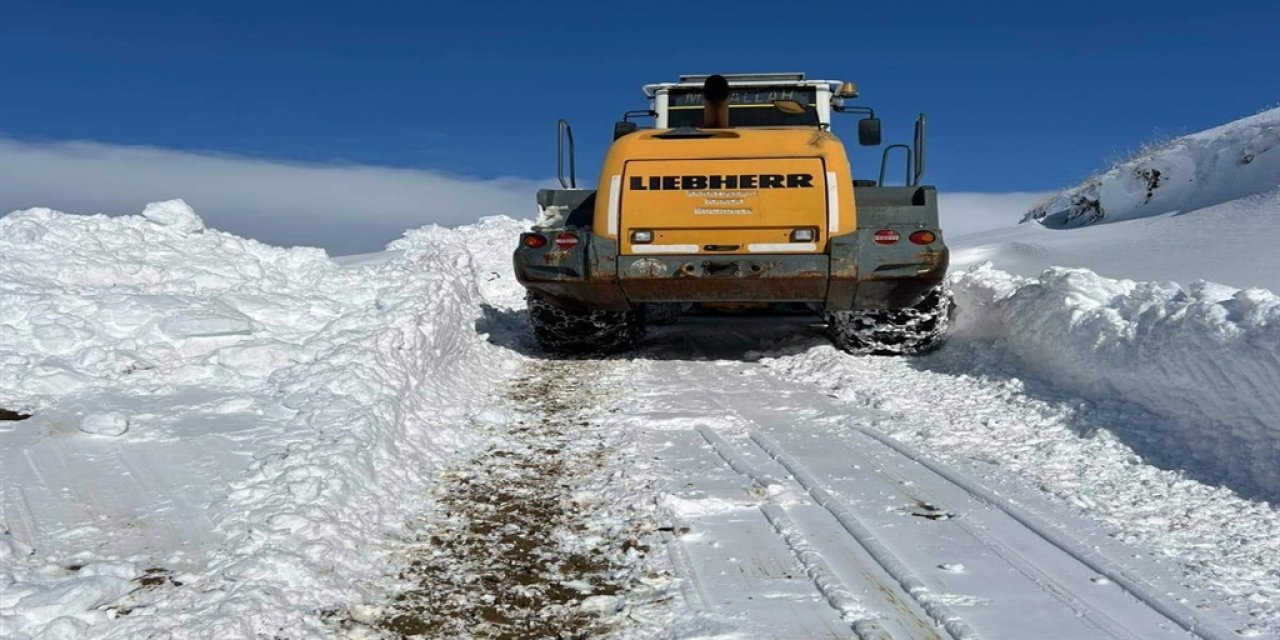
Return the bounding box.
[613,121,638,140]
[858,117,882,146]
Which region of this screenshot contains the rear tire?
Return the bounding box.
[526,292,644,355]
[826,284,953,355]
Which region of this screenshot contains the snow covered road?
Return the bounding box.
[3,160,1277,637]
[584,318,1256,639]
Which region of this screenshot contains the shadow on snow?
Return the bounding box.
[475,304,828,363]
[910,340,1278,506]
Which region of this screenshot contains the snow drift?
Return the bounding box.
[951,264,1280,498]
[0,201,528,637]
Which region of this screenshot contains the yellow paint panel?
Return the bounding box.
[620,158,827,255]
[593,128,858,242]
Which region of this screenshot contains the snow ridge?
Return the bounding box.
[952,264,1280,498]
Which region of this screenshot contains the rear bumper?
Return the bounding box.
[514,230,947,312]
[617,254,830,303]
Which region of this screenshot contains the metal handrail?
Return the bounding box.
[557,119,577,189]
[879,144,913,187]
[913,114,927,185]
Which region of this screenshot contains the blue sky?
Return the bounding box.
[1,0,1277,253]
[3,0,1276,192]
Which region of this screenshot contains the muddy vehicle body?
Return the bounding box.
[514,73,950,354]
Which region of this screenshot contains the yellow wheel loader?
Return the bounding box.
[514,73,949,355]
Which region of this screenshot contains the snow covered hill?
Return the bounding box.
[951,107,1280,291]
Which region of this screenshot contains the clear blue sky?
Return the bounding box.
[2,0,1277,192]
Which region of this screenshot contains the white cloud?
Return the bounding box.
[0,136,1047,254]
[0,137,546,255]
[938,191,1049,238]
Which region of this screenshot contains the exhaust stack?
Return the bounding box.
[702,74,731,129]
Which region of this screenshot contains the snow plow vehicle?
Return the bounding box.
[514,73,950,355]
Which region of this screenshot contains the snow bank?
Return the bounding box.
[0,201,335,412]
[951,264,1280,498]
[944,110,1280,496]
[1025,108,1279,228]
[0,202,530,637]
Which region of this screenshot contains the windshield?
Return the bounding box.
[667,87,819,128]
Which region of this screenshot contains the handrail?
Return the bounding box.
[913,114,927,185]
[557,119,577,189]
[879,144,913,187]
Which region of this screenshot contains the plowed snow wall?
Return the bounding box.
[952,265,1280,499]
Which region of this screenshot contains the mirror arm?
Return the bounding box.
[833,105,875,118]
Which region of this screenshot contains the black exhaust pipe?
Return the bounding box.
[703,74,730,129]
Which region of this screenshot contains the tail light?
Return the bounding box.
[790,228,817,242]
[554,232,580,250]
[873,229,900,245]
[521,233,548,248]
[909,230,937,245]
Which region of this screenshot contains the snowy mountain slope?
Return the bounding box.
[950,107,1280,290]
[954,187,1280,291]
[0,203,531,637]
[1027,108,1278,229]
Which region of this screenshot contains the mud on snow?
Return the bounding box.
[364,359,675,639]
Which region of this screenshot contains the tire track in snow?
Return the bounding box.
[834,426,1239,640]
[763,336,1276,635]
[645,323,1239,638]
[672,330,950,639]
[695,425,926,640]
[371,359,660,639]
[709,390,1221,639]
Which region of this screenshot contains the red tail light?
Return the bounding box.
[873,229,900,245]
[909,230,937,245]
[521,233,548,248]
[554,232,580,250]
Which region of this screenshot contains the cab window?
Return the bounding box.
[667,87,819,127]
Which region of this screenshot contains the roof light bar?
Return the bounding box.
[678,73,805,83]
